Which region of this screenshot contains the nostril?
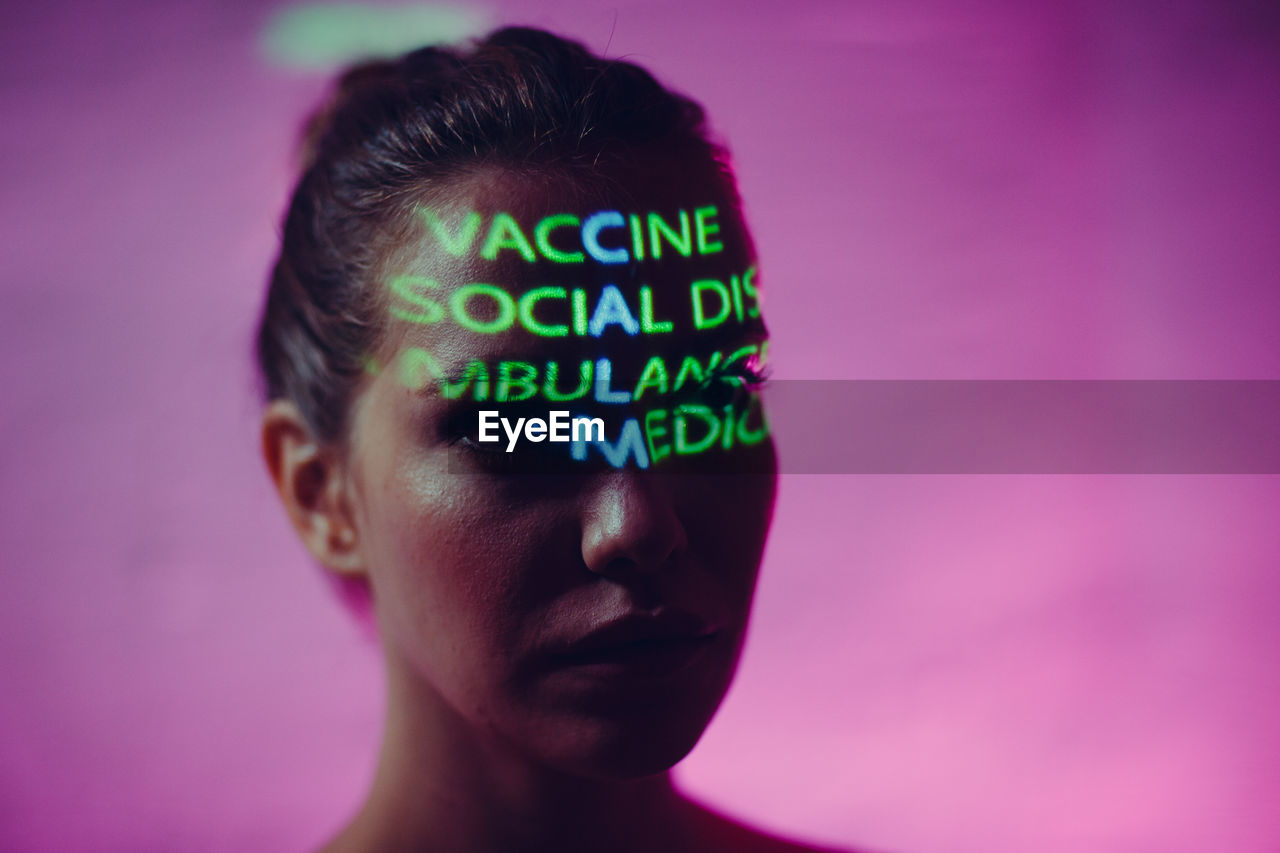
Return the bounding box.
[599,540,679,577]
[579,473,688,576]
[582,524,685,578]
[603,557,635,576]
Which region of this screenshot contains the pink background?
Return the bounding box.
[2,1,1278,850]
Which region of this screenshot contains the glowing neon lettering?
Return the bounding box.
[480,213,537,262]
[543,360,592,401]
[673,351,723,391]
[397,347,443,393]
[639,286,673,334]
[571,417,650,469]
[388,275,444,324]
[533,214,584,263]
[743,265,759,318]
[402,348,771,406]
[451,284,516,334]
[588,285,640,337]
[389,199,773,468]
[719,404,736,450]
[582,211,628,264]
[495,361,539,402]
[390,279,713,337]
[632,356,670,401]
[694,206,722,254]
[736,397,770,445]
[629,214,645,261]
[399,349,492,400]
[721,343,760,370]
[517,287,569,337]
[729,274,745,323]
[648,210,692,259]
[644,408,672,464]
[416,204,731,263]
[571,289,589,335]
[674,404,721,455]
[691,279,732,330]
[421,209,482,256]
[443,360,491,401]
[593,357,631,403]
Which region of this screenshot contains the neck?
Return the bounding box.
[335,648,694,853]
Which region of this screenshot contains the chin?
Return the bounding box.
[518,640,743,780]
[534,706,716,780]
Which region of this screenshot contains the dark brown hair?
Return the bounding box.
[256,26,736,443]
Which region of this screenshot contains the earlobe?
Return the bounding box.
[261,400,366,576]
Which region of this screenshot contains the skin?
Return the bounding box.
[263,162,849,852]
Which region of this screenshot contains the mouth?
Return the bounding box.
[550,632,719,676]
[545,611,721,678]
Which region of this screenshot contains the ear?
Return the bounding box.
[261,400,365,576]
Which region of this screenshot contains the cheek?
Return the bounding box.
[684,472,777,598]
[357,454,522,682]
[356,450,580,707]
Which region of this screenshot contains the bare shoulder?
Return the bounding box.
[685,800,886,853]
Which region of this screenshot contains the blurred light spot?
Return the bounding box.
[260,3,491,71]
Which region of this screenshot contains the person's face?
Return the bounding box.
[343,160,776,778]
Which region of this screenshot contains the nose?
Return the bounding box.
[580,472,688,579]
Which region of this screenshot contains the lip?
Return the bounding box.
[545,610,721,678]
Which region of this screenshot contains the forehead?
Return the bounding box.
[376,163,764,375]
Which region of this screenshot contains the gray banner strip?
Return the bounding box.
[765,381,1280,473]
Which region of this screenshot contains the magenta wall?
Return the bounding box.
[2,1,1278,850]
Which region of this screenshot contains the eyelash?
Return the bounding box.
[443,414,498,452]
[705,360,770,390]
[446,429,527,475]
[691,359,771,408]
